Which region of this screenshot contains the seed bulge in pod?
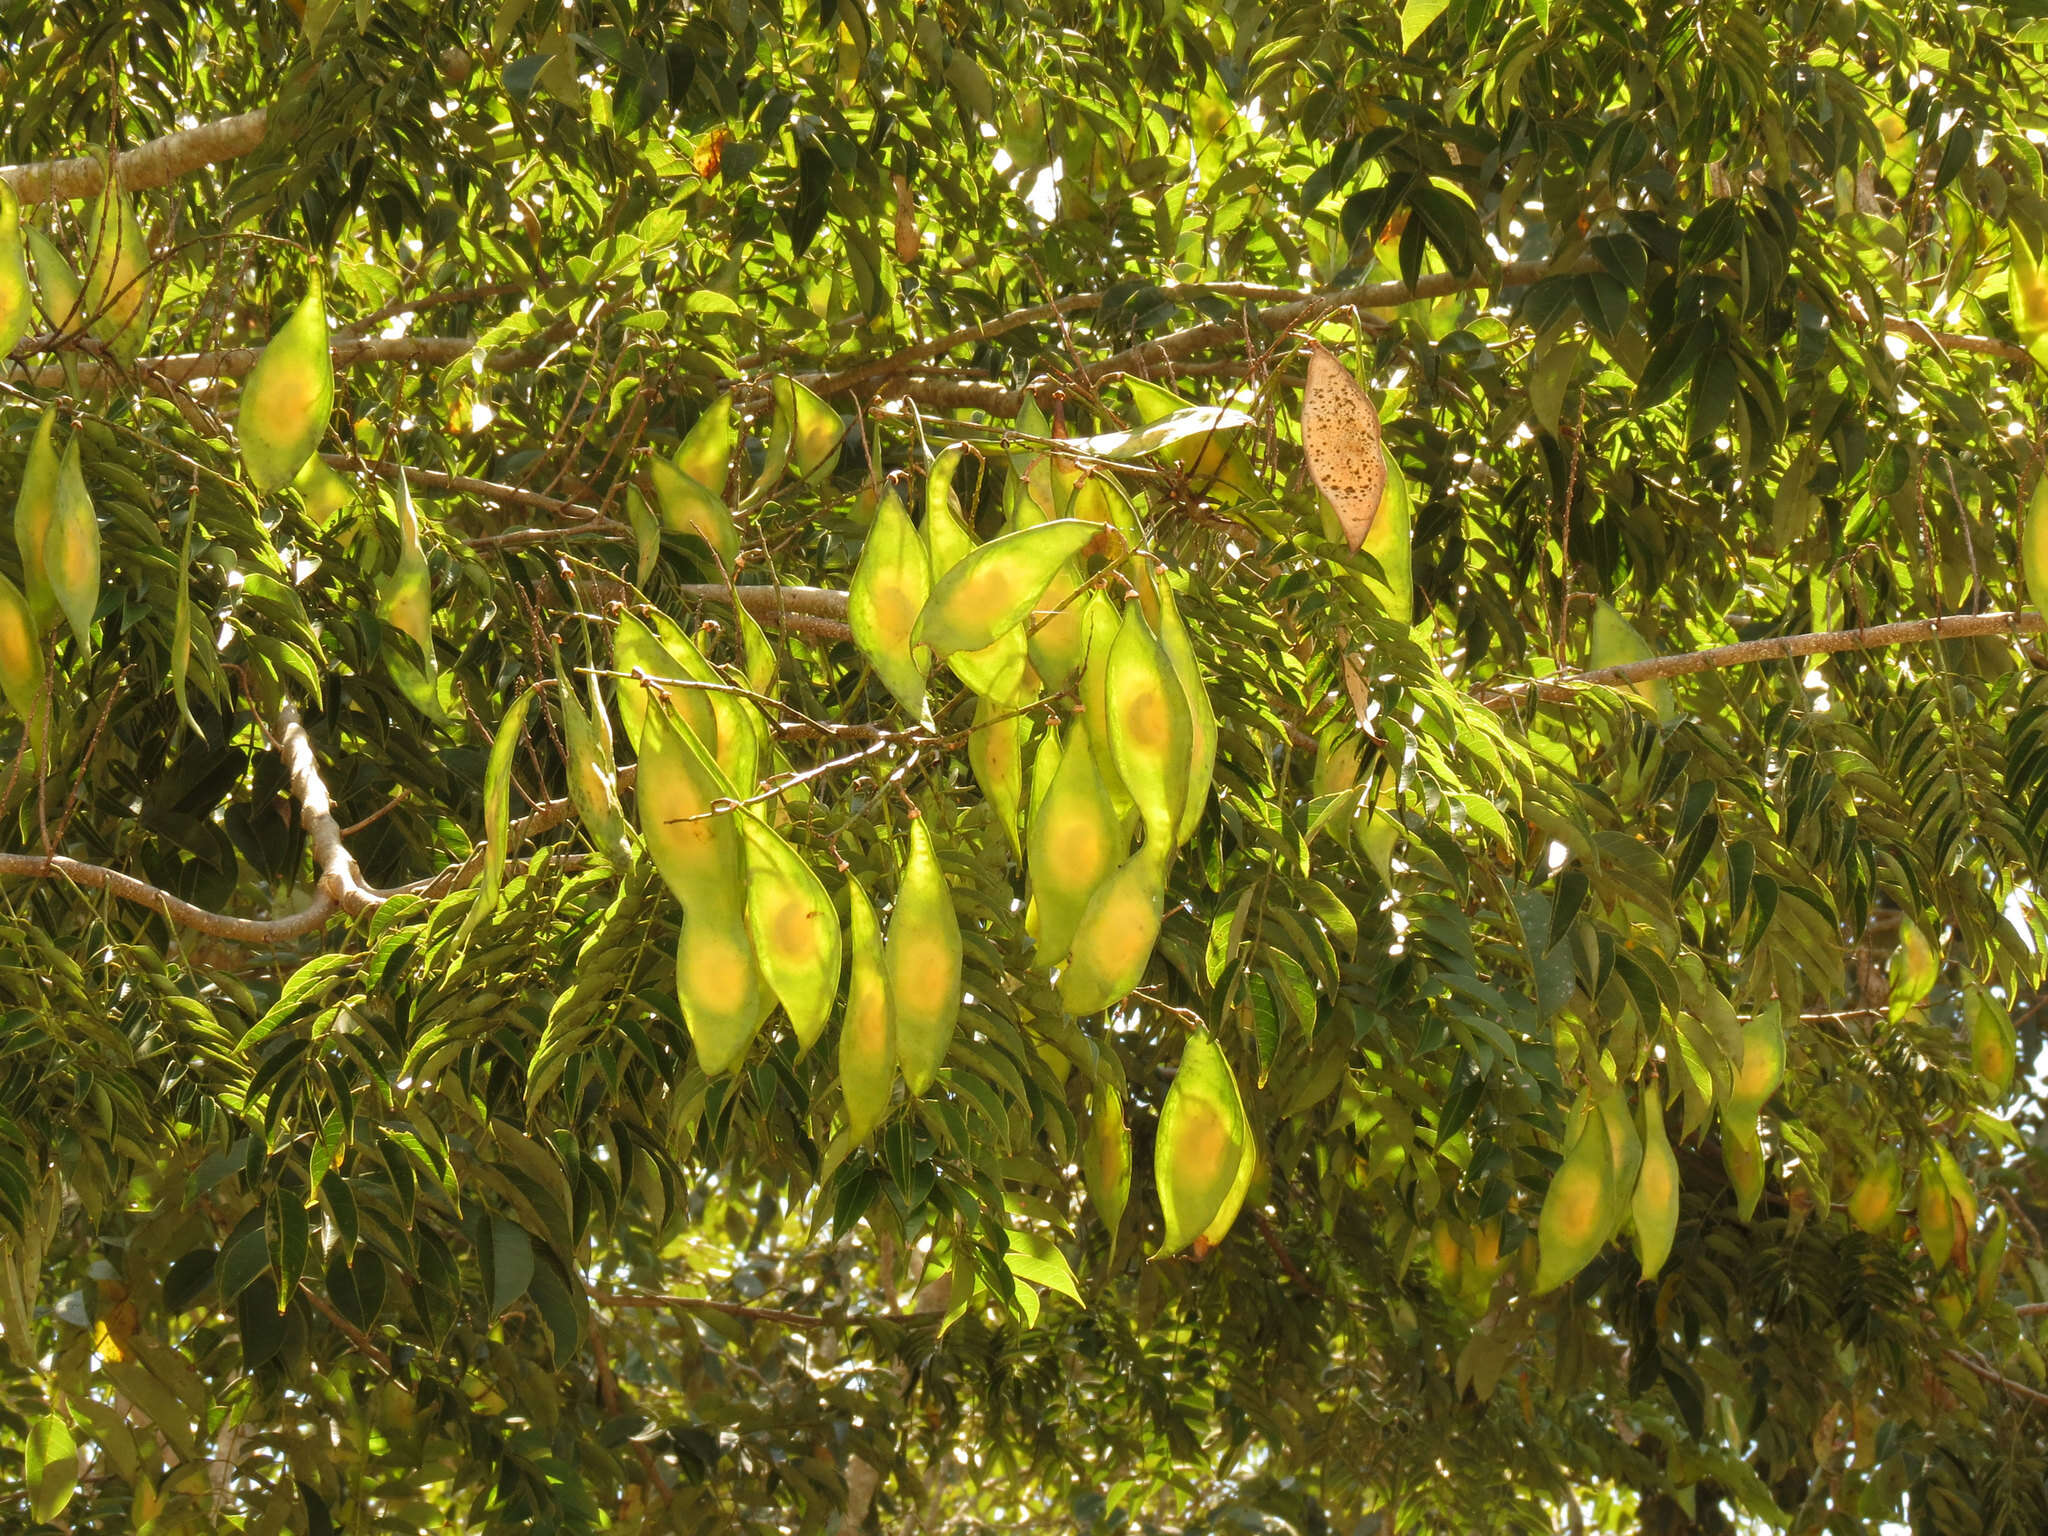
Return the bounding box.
[1630,1078,1680,1280]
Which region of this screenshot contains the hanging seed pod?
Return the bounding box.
[1928,1144,1977,1268]
[292,454,352,529]
[746,376,843,503]
[613,611,705,754]
[1196,1119,1258,1256]
[1964,980,2016,1101]
[1026,719,1063,827]
[968,694,1028,861]
[1105,599,1193,849]
[375,476,444,721]
[1082,1078,1131,1236]
[80,152,151,359]
[0,181,30,363]
[1536,1097,1618,1292]
[1848,1149,1901,1235]
[1076,592,1135,818]
[1722,1112,1765,1222]
[648,455,739,567]
[887,817,963,1096]
[737,810,842,1054]
[1728,1002,1785,1115]
[1027,721,1122,964]
[839,879,896,1140]
[2010,227,2048,364]
[645,609,759,796]
[0,572,45,752]
[169,515,202,738]
[238,269,335,494]
[471,685,540,925]
[13,408,60,634]
[558,662,632,867]
[2026,475,2048,616]
[923,442,976,578]
[847,490,933,717]
[1024,560,1088,690]
[677,900,770,1076]
[45,435,99,652]
[1056,840,1169,1015]
[625,486,661,587]
[1123,378,1258,504]
[1596,1087,1643,1242]
[1301,344,1386,552]
[635,695,742,913]
[1360,448,1414,624]
[1976,1206,2008,1311]
[1630,1078,1680,1280]
[1589,600,1676,724]
[1888,919,1938,1021]
[913,518,1102,659]
[1151,575,1216,845]
[24,228,82,334]
[922,448,1034,703]
[1153,1030,1249,1258]
[675,395,736,496]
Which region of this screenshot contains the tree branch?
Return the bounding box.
[298,1280,397,1377]
[591,1287,847,1330]
[267,701,386,917]
[1947,1348,2048,1410]
[0,850,336,943]
[0,110,271,203]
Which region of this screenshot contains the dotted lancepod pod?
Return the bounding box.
[886,816,962,1097]
[1026,720,1122,966]
[912,518,1102,660]
[1301,343,1386,552]
[1590,599,1676,725]
[839,879,896,1141]
[1104,599,1192,850]
[847,489,933,718]
[1153,1030,1249,1258]
[238,269,335,494]
[648,454,738,567]
[0,181,31,363]
[737,810,842,1056]
[558,660,632,868]
[1082,1078,1131,1237]
[1056,838,1169,1016]
[1536,1095,1617,1293]
[1630,1078,1680,1280]
[375,475,444,721]
[46,434,99,652]
[80,152,151,360]
[0,572,45,751]
[12,408,60,635]
[1848,1149,1901,1235]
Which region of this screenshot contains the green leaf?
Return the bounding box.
[25,1414,77,1523]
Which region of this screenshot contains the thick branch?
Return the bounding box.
[268,702,386,917]
[0,851,335,943]
[1566,610,2045,690]
[1947,1349,2048,1410]
[319,452,624,537]
[0,110,270,204]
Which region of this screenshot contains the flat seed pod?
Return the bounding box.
[1359,448,1414,624]
[1153,1030,1249,1257]
[614,611,708,753]
[1728,1002,1785,1114]
[635,697,743,915]
[1027,722,1123,965]
[559,663,631,866]
[1589,600,1676,724]
[947,617,1034,705]
[887,817,963,1096]
[0,571,45,751]
[473,685,540,924]
[1105,601,1192,848]
[1888,919,1938,1022]
[839,880,896,1140]
[238,271,335,494]
[648,455,739,567]
[915,518,1102,659]
[1151,576,1216,845]
[1302,344,1386,552]
[968,693,1027,860]
[80,157,151,359]
[1196,1119,1256,1255]
[1847,1149,1900,1235]
[1355,775,1400,883]
[45,435,99,651]
[1535,1099,1616,1293]
[1056,839,1169,1015]
[1595,1087,1643,1241]
[923,442,976,578]
[1975,1207,2008,1312]
[2011,228,2048,364]
[25,228,82,334]
[376,476,444,721]
[677,902,769,1076]
[1076,593,1133,815]
[738,810,841,1055]
[1723,1111,1766,1222]
[847,490,933,717]
[646,610,758,795]
[675,395,736,495]
[2025,475,2048,615]
[1024,560,1089,690]
[13,408,60,634]
[292,454,352,529]
[1026,719,1063,827]
[625,487,661,587]
[170,516,201,738]
[1965,981,2016,1101]
[775,375,844,481]
[1631,1079,1680,1280]
[1082,1079,1131,1237]
[0,181,30,363]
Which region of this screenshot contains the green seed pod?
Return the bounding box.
[375,476,444,721]
[0,181,31,363]
[635,695,742,915]
[1105,600,1192,850]
[887,817,962,1096]
[649,454,738,567]
[1848,1148,1901,1235]
[1964,980,2016,1102]
[839,879,896,1140]
[1537,1100,1617,1293]
[613,611,706,754]
[0,571,45,751]
[558,662,632,867]
[12,408,61,635]
[913,518,1102,659]
[24,227,82,334]
[847,490,933,717]
[1154,1030,1249,1258]
[1027,721,1122,965]
[676,901,770,1076]
[1082,1078,1131,1237]
[80,154,151,359]
[1151,574,1216,845]
[1722,1112,1766,1223]
[238,270,335,493]
[675,395,736,496]
[737,811,842,1055]
[968,694,1028,861]
[1056,839,1169,1015]
[1590,599,1677,724]
[45,435,99,651]
[1728,1002,1785,1114]
[1631,1078,1680,1280]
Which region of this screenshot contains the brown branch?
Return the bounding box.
[267,701,386,917]
[298,1280,396,1377]
[1947,1349,2048,1410]
[0,850,336,943]
[0,110,271,203]
[322,453,612,524]
[591,1288,842,1330]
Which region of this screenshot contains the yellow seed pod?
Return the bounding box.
[238,270,335,494]
[12,407,60,635]
[770,375,842,482]
[1535,1098,1617,1293]
[645,610,758,796]
[1631,1079,1680,1280]
[45,434,99,651]
[1355,774,1400,884]
[292,453,352,529]
[1728,1003,1785,1114]
[1076,592,1134,816]
[1597,1088,1643,1240]
[1151,574,1216,845]
[80,155,151,360]
[648,454,738,567]
[1976,1206,2008,1312]
[847,490,932,717]
[25,227,82,334]
[557,661,631,867]
[676,902,769,1076]
[2011,227,2048,365]
[1964,981,2016,1102]
[0,181,30,363]
[1056,839,1169,1015]
[886,817,962,1096]
[675,395,736,497]
[922,441,976,578]
[1197,1117,1256,1256]
[375,476,444,721]
[1024,559,1089,690]
[1105,599,1192,849]
[1154,1030,1248,1258]
[613,611,706,754]
[0,571,45,751]
[912,518,1102,659]
[635,696,742,915]
[839,879,896,1140]
[1431,1218,1464,1285]
[1027,721,1122,965]
[1590,600,1677,725]
[1722,1111,1766,1222]
[1888,920,1938,1022]
[967,693,1028,861]
[1847,1148,1901,1235]
[1082,1078,1131,1236]
[1312,722,1364,798]
[2025,475,2048,616]
[737,811,842,1055]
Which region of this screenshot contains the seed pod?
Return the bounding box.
[45,435,99,651]
[1535,1097,1617,1293]
[1026,719,1063,826]
[645,610,759,795]
[1925,1144,1977,1270]
[238,270,335,493]
[677,901,769,1076]
[1976,1206,2008,1311]
[25,228,82,334]
[1888,920,1938,1022]
[1590,600,1676,724]
[613,611,707,754]
[473,685,539,923]
[887,817,963,1096]
[1027,721,1122,964]
[12,408,60,634]
[1431,1218,1464,1286]
[1356,775,1400,883]
[1154,1030,1249,1258]
[1197,1117,1257,1255]
[635,696,742,915]
[1964,980,2016,1101]
[292,454,352,529]
[1631,1079,1680,1280]
[746,376,843,503]
[169,515,201,738]
[914,518,1102,659]
[1722,1111,1765,1222]
[1105,600,1193,848]
[1360,448,1414,624]
[847,490,933,717]
[0,181,30,363]
[1596,1087,1643,1242]
[675,395,736,496]
[558,662,631,867]
[1056,839,1169,1014]
[968,693,1027,861]
[1847,1148,1901,1235]
[839,879,896,1140]
[80,154,151,359]
[2011,228,2048,364]
[1024,560,1089,690]
[0,571,45,751]
[2026,475,2048,615]
[923,442,976,578]
[1151,575,1216,845]
[375,476,444,720]
[625,486,661,587]
[1082,1078,1131,1236]
[1124,378,1258,504]
[1313,722,1363,798]
[737,811,841,1054]
[1728,1001,1785,1115]
[648,455,738,567]
[1301,344,1385,552]
[1076,592,1134,816]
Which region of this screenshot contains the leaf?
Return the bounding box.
[470,685,539,927]
[1003,1230,1083,1304]
[25,1413,77,1523]
[1399,0,1450,51]
[489,1217,535,1315]
[1302,344,1386,552]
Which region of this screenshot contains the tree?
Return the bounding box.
[0,0,2039,1530]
